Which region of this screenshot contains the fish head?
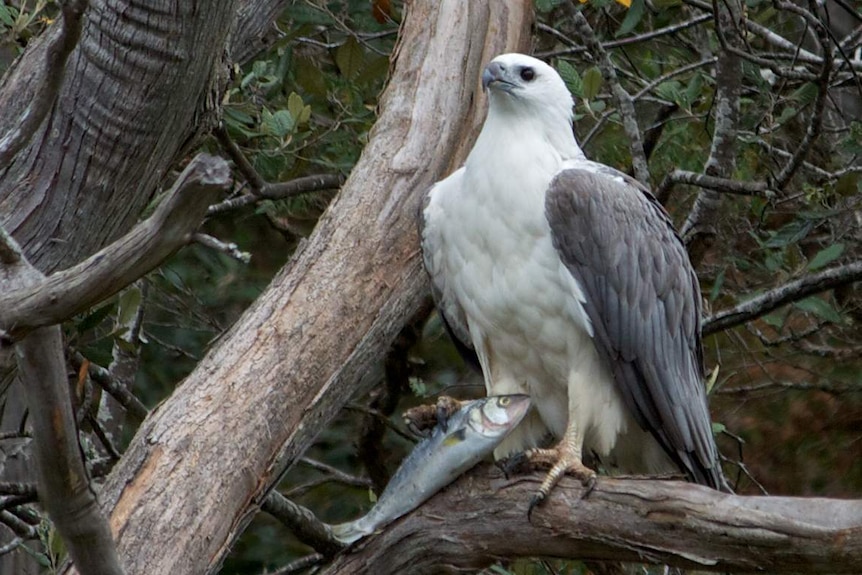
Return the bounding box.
[467,394,531,438]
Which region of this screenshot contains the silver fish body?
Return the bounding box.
[330,394,531,544]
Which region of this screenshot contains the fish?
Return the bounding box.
[329,394,531,544]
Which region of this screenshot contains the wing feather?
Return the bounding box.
[545,167,725,489]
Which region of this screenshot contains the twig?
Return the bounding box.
[772,2,832,190]
[206,174,344,215]
[537,14,713,58]
[0,0,88,168]
[214,124,266,190]
[0,511,36,539]
[0,153,231,342]
[261,491,344,556]
[299,457,373,489]
[717,379,861,395]
[267,553,326,575]
[572,11,650,185]
[0,482,37,498]
[0,537,24,556]
[657,169,772,202]
[192,232,252,263]
[71,352,149,421]
[703,260,862,336]
[0,430,32,441]
[344,404,416,443]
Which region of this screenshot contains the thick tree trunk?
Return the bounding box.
[0,0,234,273]
[67,1,531,573]
[0,2,237,571]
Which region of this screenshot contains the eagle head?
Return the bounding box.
[481,53,574,124]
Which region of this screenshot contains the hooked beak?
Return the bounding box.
[482,61,515,93]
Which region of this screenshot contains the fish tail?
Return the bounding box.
[329,520,371,545]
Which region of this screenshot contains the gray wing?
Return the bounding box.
[545,167,725,490]
[418,180,481,372]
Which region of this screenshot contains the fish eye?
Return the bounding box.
[499,396,510,406]
[520,67,535,82]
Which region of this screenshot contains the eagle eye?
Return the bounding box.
[519,67,536,82]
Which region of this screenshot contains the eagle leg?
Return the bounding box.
[525,421,596,515]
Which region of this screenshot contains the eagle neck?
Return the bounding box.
[467,104,585,180]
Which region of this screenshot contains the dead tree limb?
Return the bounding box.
[321,465,862,575]
[0,154,230,342]
[0,235,124,574]
[73,2,533,574]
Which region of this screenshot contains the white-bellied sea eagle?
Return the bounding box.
[420,53,728,505]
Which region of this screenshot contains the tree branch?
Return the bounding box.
[0,153,230,342]
[1,206,124,574]
[657,169,772,203]
[261,491,343,557]
[320,465,862,575]
[572,11,650,185]
[680,0,742,263]
[703,261,862,336]
[76,2,535,573]
[0,0,88,168]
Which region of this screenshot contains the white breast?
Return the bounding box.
[424,138,632,458]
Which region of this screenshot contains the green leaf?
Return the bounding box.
[262,109,294,138]
[117,286,143,328]
[763,219,813,248]
[76,302,114,333]
[582,66,603,101]
[806,243,844,271]
[789,82,819,105]
[794,296,844,324]
[287,92,311,126]
[684,73,704,109]
[655,80,682,104]
[0,5,16,27]
[557,60,583,98]
[615,0,645,36]
[711,422,726,435]
[336,36,364,79]
[709,267,725,302]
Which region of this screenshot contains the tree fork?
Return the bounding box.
[73,2,533,574]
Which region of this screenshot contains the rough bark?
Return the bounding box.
[0,2,251,570]
[0,0,235,274]
[66,2,531,574]
[680,0,742,264]
[321,465,862,575]
[0,154,231,342]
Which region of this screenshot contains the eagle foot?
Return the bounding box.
[524,446,597,520]
[402,395,464,437]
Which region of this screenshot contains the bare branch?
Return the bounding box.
[261,491,344,556]
[703,261,862,336]
[0,483,37,498]
[214,124,266,191]
[572,12,650,185]
[657,169,773,203]
[537,14,713,58]
[206,174,344,215]
[16,327,124,574]
[0,153,230,342]
[0,0,88,168]
[320,466,862,575]
[772,2,832,190]
[192,233,252,263]
[71,352,149,421]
